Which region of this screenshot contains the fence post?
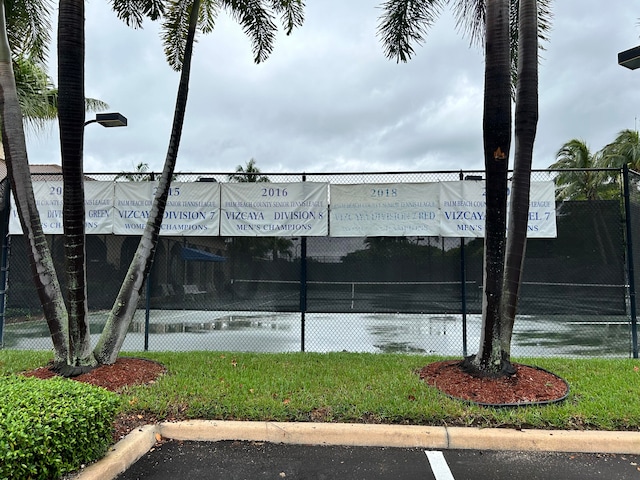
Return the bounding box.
[300,174,307,352]
[144,171,156,352]
[0,194,10,348]
[622,165,638,358]
[459,171,468,357]
[144,266,152,351]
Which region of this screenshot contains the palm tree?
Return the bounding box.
[501,0,539,367]
[0,0,110,374]
[2,0,305,372]
[549,139,609,201]
[601,129,640,171]
[94,1,305,366]
[0,0,73,367]
[228,158,270,183]
[470,0,512,375]
[115,162,153,182]
[378,0,550,375]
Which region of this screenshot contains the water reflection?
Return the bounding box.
[2,310,633,357]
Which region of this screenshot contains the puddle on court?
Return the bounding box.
[2,311,633,357]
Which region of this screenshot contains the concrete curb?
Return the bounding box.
[73,425,158,480]
[72,421,640,480]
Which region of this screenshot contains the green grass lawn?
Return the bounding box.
[1,350,639,431]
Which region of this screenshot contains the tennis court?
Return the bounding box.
[3,309,633,357]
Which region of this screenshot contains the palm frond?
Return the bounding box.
[451,0,485,46]
[199,0,222,34]
[601,129,640,170]
[5,0,53,62]
[223,0,278,64]
[269,0,305,35]
[110,0,166,28]
[162,0,194,71]
[377,0,445,63]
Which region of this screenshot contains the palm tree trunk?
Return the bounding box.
[466,0,512,376]
[501,0,539,359]
[0,0,69,365]
[93,0,201,364]
[58,0,93,368]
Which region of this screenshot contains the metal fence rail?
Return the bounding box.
[1,169,637,358]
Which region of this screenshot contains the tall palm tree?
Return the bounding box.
[3,0,305,371]
[378,0,550,375]
[549,139,608,201]
[0,0,72,367]
[471,0,512,375]
[94,1,305,365]
[1,0,110,374]
[501,0,538,367]
[57,0,95,371]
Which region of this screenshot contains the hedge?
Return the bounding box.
[0,375,120,480]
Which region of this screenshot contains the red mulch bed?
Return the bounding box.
[418,359,569,406]
[22,357,568,442]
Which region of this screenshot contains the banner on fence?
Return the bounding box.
[330,183,440,236]
[9,180,114,235]
[220,182,329,236]
[113,182,220,236]
[439,180,557,238]
[10,181,220,236]
[9,179,556,238]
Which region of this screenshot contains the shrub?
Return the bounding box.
[0,375,120,479]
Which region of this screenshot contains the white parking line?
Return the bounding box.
[425,450,455,480]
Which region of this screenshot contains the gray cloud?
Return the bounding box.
[25,1,640,177]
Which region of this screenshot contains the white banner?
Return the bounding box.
[84,182,115,234]
[439,180,487,238]
[113,182,220,236]
[9,181,114,235]
[9,179,556,238]
[330,183,440,237]
[439,180,557,238]
[220,182,328,236]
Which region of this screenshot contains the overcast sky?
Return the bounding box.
[24,1,640,176]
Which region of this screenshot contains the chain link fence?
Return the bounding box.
[1,169,636,358]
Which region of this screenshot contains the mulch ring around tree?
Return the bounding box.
[418,360,569,407]
[22,357,166,392]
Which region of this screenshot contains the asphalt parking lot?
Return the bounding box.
[116,440,640,480]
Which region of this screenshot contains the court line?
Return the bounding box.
[425,450,455,480]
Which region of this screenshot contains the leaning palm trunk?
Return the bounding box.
[0,1,69,364]
[93,0,201,365]
[501,0,539,359]
[58,0,94,369]
[465,0,512,375]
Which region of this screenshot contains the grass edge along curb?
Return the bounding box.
[0,375,120,480]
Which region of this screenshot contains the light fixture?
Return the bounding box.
[618,45,640,70]
[84,112,128,127]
